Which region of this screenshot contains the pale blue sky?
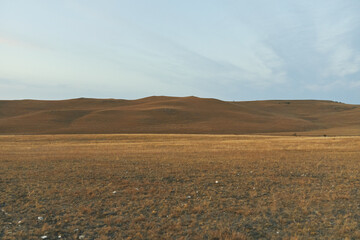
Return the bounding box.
[1,1,360,103]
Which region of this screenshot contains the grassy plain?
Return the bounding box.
[1,134,360,239]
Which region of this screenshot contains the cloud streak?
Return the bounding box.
[0,0,360,102]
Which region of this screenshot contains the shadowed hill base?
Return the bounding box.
[0,96,359,135]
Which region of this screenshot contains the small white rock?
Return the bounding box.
[215,180,219,184]
[112,191,117,194]
[38,216,43,221]
[58,235,62,239]
[18,220,22,224]
[79,235,85,239]
[187,195,191,199]
[41,236,48,239]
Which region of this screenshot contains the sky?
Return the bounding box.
[1,1,360,103]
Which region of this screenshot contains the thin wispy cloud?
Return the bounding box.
[0,0,359,102]
[311,1,360,80]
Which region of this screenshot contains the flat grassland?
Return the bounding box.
[1,134,360,239]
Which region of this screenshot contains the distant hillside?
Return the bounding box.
[0,96,359,135]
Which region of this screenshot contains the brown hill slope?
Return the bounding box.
[0,96,359,135]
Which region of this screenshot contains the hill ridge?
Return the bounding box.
[0,96,359,135]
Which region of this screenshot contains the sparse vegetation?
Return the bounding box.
[1,134,360,239]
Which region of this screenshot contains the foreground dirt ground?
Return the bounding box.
[1,134,360,239]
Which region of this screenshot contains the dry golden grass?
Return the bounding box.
[1,134,360,239]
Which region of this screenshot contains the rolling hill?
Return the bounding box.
[0,96,359,135]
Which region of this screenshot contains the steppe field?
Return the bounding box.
[1,134,360,239]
